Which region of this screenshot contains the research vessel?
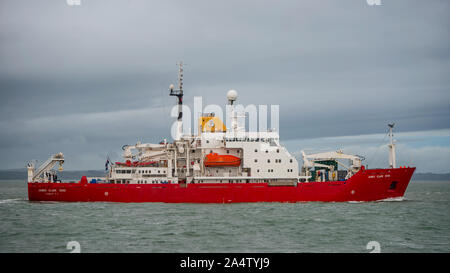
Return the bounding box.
[27,64,415,203]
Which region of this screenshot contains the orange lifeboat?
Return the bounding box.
[204,153,241,167]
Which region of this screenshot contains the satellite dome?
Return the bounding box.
[227,89,238,101]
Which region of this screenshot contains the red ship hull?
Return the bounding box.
[28,167,415,203]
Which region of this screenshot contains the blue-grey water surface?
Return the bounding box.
[0,180,449,253]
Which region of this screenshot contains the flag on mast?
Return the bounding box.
[105,157,110,171]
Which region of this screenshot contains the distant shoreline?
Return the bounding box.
[410,173,450,181]
[1,169,449,181]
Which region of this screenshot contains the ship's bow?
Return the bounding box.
[349,167,416,201]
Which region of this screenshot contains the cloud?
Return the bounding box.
[0,0,449,171]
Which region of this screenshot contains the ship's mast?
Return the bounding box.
[388,123,396,168]
[170,62,184,140]
[227,90,238,135]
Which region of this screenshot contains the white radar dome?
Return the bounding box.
[227,89,238,101]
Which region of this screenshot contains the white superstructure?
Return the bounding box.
[107,109,300,185]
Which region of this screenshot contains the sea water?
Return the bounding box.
[0,180,449,253]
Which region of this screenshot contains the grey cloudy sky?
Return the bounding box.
[0,0,449,172]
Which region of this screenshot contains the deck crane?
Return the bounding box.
[301,150,364,181]
[27,153,64,182]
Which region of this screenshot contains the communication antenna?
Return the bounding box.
[177,61,183,93]
[388,123,396,168]
[170,62,185,140]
